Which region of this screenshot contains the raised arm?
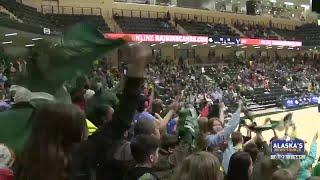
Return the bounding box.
[107,45,151,139]
[222,100,242,137]
[205,101,242,147]
[300,132,318,169]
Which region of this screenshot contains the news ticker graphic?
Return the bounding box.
[105,33,302,46]
[270,139,305,160]
[283,95,319,109]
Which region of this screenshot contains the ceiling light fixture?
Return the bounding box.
[2,41,12,44]
[5,33,17,37]
[25,44,35,47]
[31,37,43,41]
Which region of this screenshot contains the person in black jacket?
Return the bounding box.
[125,134,160,180]
[71,44,152,180]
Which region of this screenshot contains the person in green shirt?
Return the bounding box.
[312,159,320,176]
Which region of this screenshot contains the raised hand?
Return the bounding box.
[313,131,318,142]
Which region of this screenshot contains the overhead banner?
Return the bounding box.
[208,36,240,45]
[105,33,209,43]
[241,38,302,47]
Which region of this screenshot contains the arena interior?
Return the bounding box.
[0,0,320,180]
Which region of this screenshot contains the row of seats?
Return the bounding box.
[0,15,43,34]
[273,24,320,46]
[233,23,277,39]
[0,0,111,32]
[177,20,238,36]
[115,16,179,34]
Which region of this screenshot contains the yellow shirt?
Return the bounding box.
[86,119,97,136]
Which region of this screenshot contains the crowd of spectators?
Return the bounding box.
[0,43,319,180]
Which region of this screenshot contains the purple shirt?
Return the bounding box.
[133,111,155,123]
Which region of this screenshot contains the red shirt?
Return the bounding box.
[200,105,209,117]
[0,168,13,180]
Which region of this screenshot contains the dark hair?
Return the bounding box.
[231,132,243,146]
[271,169,294,180]
[16,103,86,180]
[152,99,163,114]
[130,135,160,164]
[160,134,179,151]
[227,152,252,180]
[207,103,220,119]
[134,120,156,136]
[243,142,259,163]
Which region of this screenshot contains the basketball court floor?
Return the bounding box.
[251,106,320,159]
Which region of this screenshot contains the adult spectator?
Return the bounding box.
[172,151,223,180]
[226,151,253,180]
[15,103,87,180]
[114,119,161,164]
[154,134,179,179]
[205,100,242,162]
[125,135,160,180]
[297,132,318,180]
[71,44,151,180]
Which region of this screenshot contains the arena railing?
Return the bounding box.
[112,8,167,19]
[41,5,102,16]
[174,12,227,24]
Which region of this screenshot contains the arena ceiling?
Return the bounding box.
[0,26,60,57]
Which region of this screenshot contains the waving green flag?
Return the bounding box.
[0,22,127,152]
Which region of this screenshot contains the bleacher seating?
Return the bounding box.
[274,24,320,46]
[233,23,277,39]
[0,0,111,32]
[0,14,43,34]
[177,20,238,36]
[115,16,179,34]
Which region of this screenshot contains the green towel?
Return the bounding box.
[0,22,127,152]
[0,104,34,153]
[14,22,125,96]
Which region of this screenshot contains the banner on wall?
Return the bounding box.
[241,38,302,47]
[208,36,241,45]
[283,94,319,109]
[105,33,209,43]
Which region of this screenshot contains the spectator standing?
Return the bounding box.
[125,135,160,180]
[172,151,223,180]
[15,103,87,180]
[226,151,253,180]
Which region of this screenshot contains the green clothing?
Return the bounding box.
[312,163,320,176]
[0,103,34,153]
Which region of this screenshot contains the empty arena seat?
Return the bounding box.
[115,16,179,34]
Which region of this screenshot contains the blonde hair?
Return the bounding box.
[173,151,222,180]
